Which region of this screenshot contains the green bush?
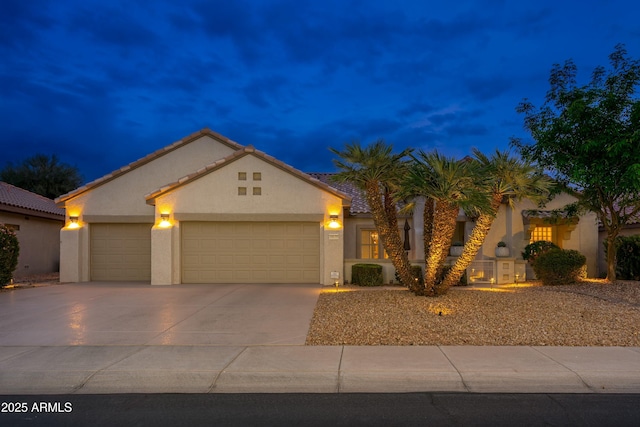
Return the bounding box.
[532,249,586,286]
[614,235,640,280]
[394,265,424,287]
[352,263,383,287]
[522,240,559,265]
[0,225,20,287]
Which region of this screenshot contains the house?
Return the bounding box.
[0,181,64,278]
[56,129,599,286]
[311,174,599,285]
[56,129,350,286]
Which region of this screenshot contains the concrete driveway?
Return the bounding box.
[0,282,322,346]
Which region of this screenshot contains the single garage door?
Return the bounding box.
[182,222,320,283]
[90,223,152,281]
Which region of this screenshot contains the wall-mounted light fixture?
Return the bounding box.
[327,214,342,229]
[68,215,80,229]
[159,213,171,228]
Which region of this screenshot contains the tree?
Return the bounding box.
[401,150,487,296]
[0,225,20,287]
[439,149,552,291]
[1,154,83,199]
[330,141,417,288]
[512,44,640,281]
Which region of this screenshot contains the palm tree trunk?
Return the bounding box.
[414,198,434,295]
[440,193,502,292]
[365,182,414,288]
[424,200,459,295]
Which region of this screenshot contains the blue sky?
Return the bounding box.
[1,0,639,183]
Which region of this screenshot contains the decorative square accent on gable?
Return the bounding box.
[253,187,262,195]
[253,172,262,181]
[238,187,247,195]
[238,172,247,180]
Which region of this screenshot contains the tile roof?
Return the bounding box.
[0,182,65,218]
[56,128,244,205]
[307,173,369,214]
[145,146,352,205]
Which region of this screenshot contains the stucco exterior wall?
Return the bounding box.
[343,216,417,261]
[488,193,598,277]
[65,135,237,219]
[1,211,62,277]
[155,154,344,216]
[151,153,347,286]
[59,135,238,283]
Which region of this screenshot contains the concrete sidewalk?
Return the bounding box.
[1,345,639,394]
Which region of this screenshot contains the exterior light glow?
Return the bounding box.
[159,213,172,228]
[328,214,341,229]
[68,216,80,229]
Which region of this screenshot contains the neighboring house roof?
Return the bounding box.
[56,128,244,205]
[145,146,352,205]
[0,181,64,220]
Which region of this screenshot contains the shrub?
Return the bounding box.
[497,241,507,248]
[614,235,640,280]
[352,263,383,287]
[522,240,559,265]
[532,249,586,286]
[395,265,424,287]
[0,225,20,287]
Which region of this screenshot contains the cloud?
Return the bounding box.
[69,4,160,50]
[0,1,56,50]
[243,75,289,108]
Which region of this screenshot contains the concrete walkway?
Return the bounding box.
[2,345,640,394]
[1,283,639,394]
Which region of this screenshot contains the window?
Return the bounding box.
[253,172,262,181]
[360,230,388,259]
[238,187,247,195]
[530,226,553,244]
[238,172,247,180]
[253,187,261,195]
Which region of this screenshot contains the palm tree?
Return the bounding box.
[330,141,417,288]
[402,151,487,296]
[439,149,552,291]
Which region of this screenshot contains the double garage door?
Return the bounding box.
[182,222,320,283]
[90,222,320,283]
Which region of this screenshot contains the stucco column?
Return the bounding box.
[323,227,344,286]
[151,224,174,285]
[60,226,87,282]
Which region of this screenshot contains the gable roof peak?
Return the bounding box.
[145,145,351,205]
[56,128,244,205]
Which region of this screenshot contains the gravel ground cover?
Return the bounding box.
[305,280,640,346]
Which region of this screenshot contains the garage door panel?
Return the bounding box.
[91,223,151,281]
[182,222,319,284]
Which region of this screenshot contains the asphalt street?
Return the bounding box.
[2,393,640,426]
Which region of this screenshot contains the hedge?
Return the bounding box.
[614,235,640,280]
[352,263,383,287]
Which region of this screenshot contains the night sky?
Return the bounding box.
[2,0,639,184]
